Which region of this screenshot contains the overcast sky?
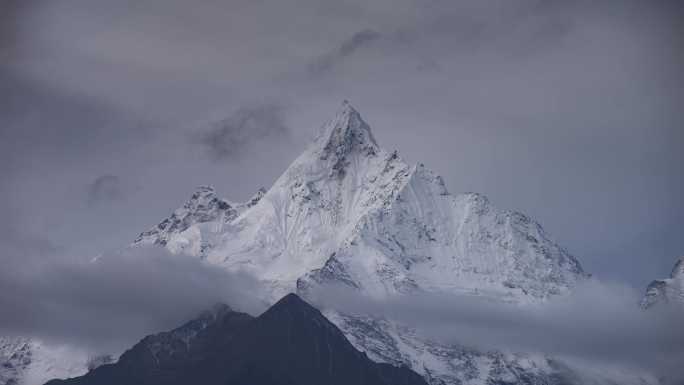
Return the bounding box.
[1,0,682,299]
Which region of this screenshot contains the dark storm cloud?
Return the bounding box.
[0,244,267,352]
[196,103,291,161]
[309,29,382,74]
[310,284,684,381]
[339,30,382,56]
[87,175,126,205]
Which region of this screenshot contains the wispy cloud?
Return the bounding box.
[309,29,382,74]
[86,175,125,205]
[195,103,290,161]
[0,245,268,352]
[309,282,684,381]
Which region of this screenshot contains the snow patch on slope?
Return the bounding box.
[0,337,89,385]
[641,256,684,309]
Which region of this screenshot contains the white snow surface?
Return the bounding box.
[641,256,684,309]
[0,337,89,385]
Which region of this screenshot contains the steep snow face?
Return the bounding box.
[322,311,564,385]
[641,256,684,309]
[0,337,89,385]
[135,102,586,302]
[192,101,395,295]
[298,175,585,301]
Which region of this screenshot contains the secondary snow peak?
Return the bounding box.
[186,185,230,210]
[133,185,236,251]
[641,256,684,308]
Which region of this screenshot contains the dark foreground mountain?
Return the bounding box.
[46,294,426,385]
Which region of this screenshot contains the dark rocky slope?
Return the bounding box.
[47,294,426,385]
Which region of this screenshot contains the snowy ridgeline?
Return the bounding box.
[136,101,587,303]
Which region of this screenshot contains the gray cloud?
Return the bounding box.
[309,283,684,382]
[0,70,153,179]
[339,30,382,56]
[0,244,267,353]
[196,103,291,161]
[87,175,126,205]
[309,29,382,74]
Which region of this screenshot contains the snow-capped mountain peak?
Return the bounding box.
[133,185,237,252]
[314,100,378,161]
[133,102,586,303]
[115,102,604,385]
[176,185,236,221]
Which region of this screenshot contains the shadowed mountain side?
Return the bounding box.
[46,294,426,385]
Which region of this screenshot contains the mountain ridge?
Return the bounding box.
[46,293,427,385]
[125,102,596,384]
[134,102,587,303]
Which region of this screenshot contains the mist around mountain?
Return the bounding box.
[0,103,682,385]
[46,294,427,385]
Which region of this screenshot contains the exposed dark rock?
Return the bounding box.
[46,294,426,385]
